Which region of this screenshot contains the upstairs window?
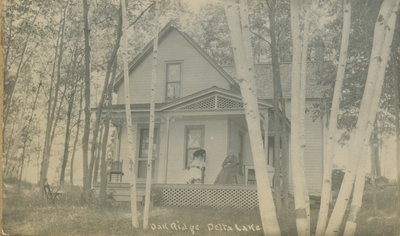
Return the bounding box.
[166,63,181,100]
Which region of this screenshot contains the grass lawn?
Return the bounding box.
[2,181,400,235]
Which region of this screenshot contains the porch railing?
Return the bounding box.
[152,184,258,209]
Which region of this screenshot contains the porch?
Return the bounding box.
[93,182,260,209]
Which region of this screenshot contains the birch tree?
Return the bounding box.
[39,1,69,191]
[315,1,351,235]
[100,59,118,204]
[60,50,81,185]
[289,0,311,234]
[267,0,283,214]
[225,0,281,235]
[342,4,399,234]
[121,0,139,229]
[81,0,91,198]
[70,87,83,185]
[3,6,40,134]
[143,0,159,230]
[18,81,41,190]
[265,0,290,211]
[325,0,400,234]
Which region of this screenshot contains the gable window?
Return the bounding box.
[137,127,158,179]
[166,63,181,100]
[184,125,204,168]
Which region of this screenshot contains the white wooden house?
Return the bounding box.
[96,23,325,207]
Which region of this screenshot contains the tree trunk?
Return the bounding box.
[121,0,139,228]
[316,1,351,235]
[100,58,118,204]
[99,117,110,203]
[18,82,42,190]
[3,8,40,133]
[370,124,380,215]
[325,1,399,234]
[82,0,91,198]
[342,147,368,236]
[267,0,290,211]
[290,1,311,235]
[93,123,104,185]
[225,1,281,235]
[60,53,79,185]
[267,0,283,214]
[70,87,84,186]
[143,0,159,230]
[50,82,68,147]
[39,3,68,192]
[60,97,74,185]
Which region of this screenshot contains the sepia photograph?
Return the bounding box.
[2,0,400,235]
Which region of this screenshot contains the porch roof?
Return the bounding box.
[96,86,273,113]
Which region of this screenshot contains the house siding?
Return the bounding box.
[165,118,228,184]
[116,29,231,104]
[285,100,323,195]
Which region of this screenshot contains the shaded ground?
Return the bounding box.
[2,180,399,236]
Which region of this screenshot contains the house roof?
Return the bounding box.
[113,22,326,99]
[223,63,326,99]
[113,23,237,92]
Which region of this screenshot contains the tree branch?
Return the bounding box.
[249,29,271,46]
[128,2,155,28]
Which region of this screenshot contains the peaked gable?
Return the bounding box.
[114,23,237,92]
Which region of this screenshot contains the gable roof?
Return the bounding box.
[113,22,237,92]
[223,63,326,99]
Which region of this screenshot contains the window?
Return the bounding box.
[184,126,204,168]
[246,168,256,185]
[137,127,158,179]
[166,63,181,100]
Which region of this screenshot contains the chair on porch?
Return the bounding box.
[109,160,124,182]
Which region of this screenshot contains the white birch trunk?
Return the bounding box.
[315,1,351,235]
[143,0,159,229]
[290,1,310,235]
[121,0,139,228]
[225,1,281,235]
[299,8,311,232]
[342,148,368,236]
[342,7,399,235]
[325,1,400,234]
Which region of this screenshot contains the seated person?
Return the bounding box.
[214,153,239,184]
[186,149,206,184]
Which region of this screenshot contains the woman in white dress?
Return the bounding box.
[186,149,206,184]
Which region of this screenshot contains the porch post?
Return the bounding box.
[262,110,269,164]
[158,115,171,183]
[115,122,122,162]
[262,110,275,187]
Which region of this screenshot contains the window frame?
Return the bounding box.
[183,125,205,169]
[165,61,183,101]
[136,125,159,180]
[245,166,256,185]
